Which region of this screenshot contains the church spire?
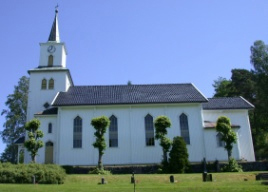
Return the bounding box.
[48,5,60,42]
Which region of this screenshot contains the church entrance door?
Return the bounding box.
[45,141,54,164]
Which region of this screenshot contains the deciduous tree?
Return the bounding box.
[216,116,237,161]
[24,119,44,163]
[154,116,172,165]
[0,76,29,163]
[250,40,268,160]
[213,77,233,97]
[91,116,110,170]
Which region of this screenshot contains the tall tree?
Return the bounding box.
[230,69,256,103]
[212,77,233,97]
[250,40,268,160]
[24,118,44,163]
[0,76,29,163]
[213,69,256,100]
[250,40,268,75]
[216,116,237,161]
[154,116,172,165]
[91,116,110,170]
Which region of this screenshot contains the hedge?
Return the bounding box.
[0,163,66,184]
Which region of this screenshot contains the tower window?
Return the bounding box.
[48,55,53,66]
[109,115,118,147]
[48,123,52,133]
[145,114,155,146]
[48,79,54,89]
[180,113,190,145]
[41,79,47,89]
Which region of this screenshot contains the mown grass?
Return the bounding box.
[0,172,267,192]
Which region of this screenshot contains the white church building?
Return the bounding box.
[22,9,255,165]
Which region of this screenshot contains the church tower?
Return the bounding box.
[27,8,73,122]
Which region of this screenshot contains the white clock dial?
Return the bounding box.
[47,45,56,53]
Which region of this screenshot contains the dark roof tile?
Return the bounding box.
[35,107,58,115]
[53,83,208,106]
[15,136,25,144]
[203,97,254,110]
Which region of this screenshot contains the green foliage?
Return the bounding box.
[212,67,268,160]
[154,116,172,171]
[250,41,268,160]
[25,119,41,132]
[230,69,256,103]
[213,40,268,160]
[154,116,171,139]
[89,167,112,175]
[250,40,268,75]
[0,76,29,163]
[159,137,172,154]
[213,70,256,100]
[221,158,243,172]
[216,116,237,160]
[213,77,233,97]
[168,136,189,173]
[91,116,110,170]
[24,119,44,163]
[0,144,18,163]
[0,163,66,184]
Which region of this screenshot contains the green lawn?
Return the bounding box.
[0,172,267,192]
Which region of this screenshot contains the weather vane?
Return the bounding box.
[55,4,59,13]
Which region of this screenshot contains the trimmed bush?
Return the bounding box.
[221,158,243,172]
[169,136,190,173]
[89,167,112,175]
[0,163,66,184]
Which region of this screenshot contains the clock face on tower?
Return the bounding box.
[47,45,56,53]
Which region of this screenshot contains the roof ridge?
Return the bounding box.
[207,96,242,99]
[71,83,193,87]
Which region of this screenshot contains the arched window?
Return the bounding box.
[109,115,118,147]
[48,78,54,89]
[41,79,47,89]
[73,116,82,148]
[145,114,154,146]
[216,133,225,147]
[48,123,52,133]
[180,113,190,144]
[48,55,53,66]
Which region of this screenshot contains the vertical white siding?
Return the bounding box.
[38,103,208,165]
[34,104,255,165]
[203,109,255,161]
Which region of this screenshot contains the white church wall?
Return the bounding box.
[35,116,57,164]
[27,71,71,121]
[202,109,255,162]
[54,103,206,166]
[204,129,240,161]
[163,104,205,162]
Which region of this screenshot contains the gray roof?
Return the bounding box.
[204,121,240,129]
[15,136,25,144]
[202,97,254,110]
[52,83,208,106]
[35,107,58,115]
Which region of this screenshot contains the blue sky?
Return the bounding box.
[1,0,268,154]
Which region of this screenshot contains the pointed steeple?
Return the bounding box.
[48,6,60,42]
